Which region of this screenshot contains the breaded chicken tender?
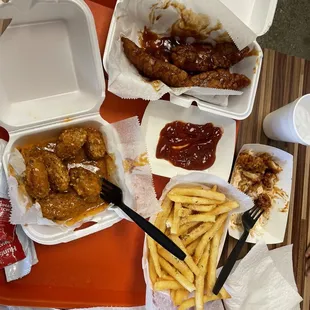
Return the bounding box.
[70,167,101,199]
[25,158,50,199]
[55,128,87,159]
[43,152,69,192]
[85,128,106,160]
[171,43,250,72]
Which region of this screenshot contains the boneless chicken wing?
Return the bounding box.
[25,158,50,199]
[55,128,87,160]
[85,128,106,160]
[43,152,70,192]
[70,167,101,200]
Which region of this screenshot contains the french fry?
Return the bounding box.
[195,243,211,310]
[211,185,217,192]
[186,214,216,223]
[171,202,181,234]
[168,194,220,205]
[186,238,201,256]
[194,213,228,263]
[159,257,196,292]
[158,247,194,282]
[155,196,173,232]
[160,274,175,281]
[166,209,174,228]
[206,223,225,296]
[175,289,189,306]
[171,290,177,305]
[205,200,239,216]
[178,222,198,236]
[178,294,221,310]
[169,188,225,202]
[170,234,200,276]
[148,253,157,285]
[182,222,213,246]
[219,287,231,299]
[179,207,193,217]
[148,236,162,277]
[183,204,217,212]
[154,280,183,291]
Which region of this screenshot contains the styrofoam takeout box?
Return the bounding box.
[103,0,269,120]
[220,0,278,36]
[0,0,123,244]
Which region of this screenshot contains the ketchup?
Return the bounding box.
[156,121,222,170]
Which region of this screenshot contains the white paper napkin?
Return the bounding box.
[222,241,303,310]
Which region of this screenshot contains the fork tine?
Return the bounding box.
[254,210,264,221]
[251,207,261,218]
[102,178,120,191]
[248,206,258,215]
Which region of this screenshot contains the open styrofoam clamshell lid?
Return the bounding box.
[220,0,278,36]
[0,0,105,133]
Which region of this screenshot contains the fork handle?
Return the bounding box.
[118,202,186,261]
[213,230,249,295]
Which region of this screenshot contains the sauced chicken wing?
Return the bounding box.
[70,167,101,200]
[190,69,251,90]
[25,158,50,199]
[85,128,106,160]
[39,191,106,221]
[55,128,87,160]
[43,152,69,192]
[94,158,108,179]
[122,37,189,87]
[171,43,250,72]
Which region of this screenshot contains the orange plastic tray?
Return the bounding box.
[0,1,239,307]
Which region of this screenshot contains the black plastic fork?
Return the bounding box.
[100,178,186,261]
[213,205,264,295]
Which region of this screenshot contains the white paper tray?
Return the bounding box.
[141,100,236,181]
[229,144,293,244]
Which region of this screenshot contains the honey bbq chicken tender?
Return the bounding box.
[70,167,101,200]
[25,158,50,199]
[55,128,87,160]
[43,152,70,192]
[85,128,106,160]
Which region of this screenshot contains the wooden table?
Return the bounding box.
[0,0,309,309]
[229,50,310,310]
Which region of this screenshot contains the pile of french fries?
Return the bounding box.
[148,185,239,310]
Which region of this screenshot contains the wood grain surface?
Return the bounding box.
[220,49,310,310]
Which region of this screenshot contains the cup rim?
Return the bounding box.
[292,94,310,146]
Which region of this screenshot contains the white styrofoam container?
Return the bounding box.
[220,0,278,36]
[103,0,274,120]
[0,0,122,244]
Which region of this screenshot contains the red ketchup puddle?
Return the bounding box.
[156,121,223,170]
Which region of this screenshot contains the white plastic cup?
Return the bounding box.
[263,94,310,145]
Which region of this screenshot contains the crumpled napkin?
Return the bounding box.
[222,241,303,310]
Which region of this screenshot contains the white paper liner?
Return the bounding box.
[142,173,253,310]
[103,0,262,102]
[9,117,158,227]
[0,139,8,199]
[221,242,302,310]
[229,144,293,244]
